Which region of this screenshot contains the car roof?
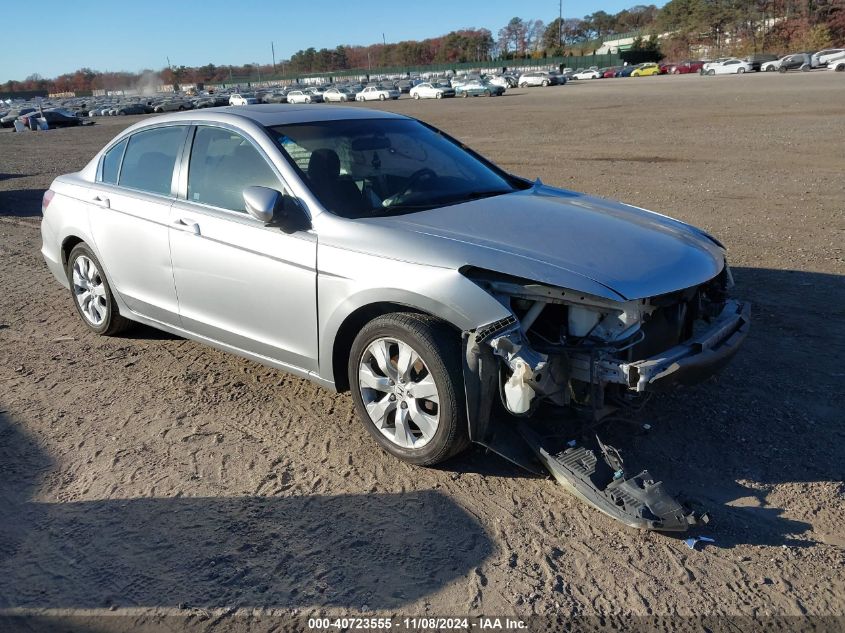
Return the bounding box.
[139,104,408,127]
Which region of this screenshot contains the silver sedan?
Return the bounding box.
[41,105,749,529]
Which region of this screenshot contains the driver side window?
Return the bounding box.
[187,126,283,213]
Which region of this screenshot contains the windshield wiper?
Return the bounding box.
[373,189,514,215]
[459,189,513,201]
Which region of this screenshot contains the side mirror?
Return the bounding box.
[243,186,311,234]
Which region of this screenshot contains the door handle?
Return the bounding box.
[91,195,110,209]
[173,217,201,236]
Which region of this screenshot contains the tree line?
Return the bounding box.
[3,1,843,94]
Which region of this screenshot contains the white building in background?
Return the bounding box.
[596,32,674,55]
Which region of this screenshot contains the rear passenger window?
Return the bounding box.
[119,126,186,195]
[187,126,282,212]
[100,138,127,184]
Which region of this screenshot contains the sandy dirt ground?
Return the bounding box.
[0,73,843,632]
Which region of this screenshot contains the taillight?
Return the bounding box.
[42,190,55,214]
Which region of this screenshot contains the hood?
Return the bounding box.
[321,186,726,302]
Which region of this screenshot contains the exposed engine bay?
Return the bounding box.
[461,266,750,532]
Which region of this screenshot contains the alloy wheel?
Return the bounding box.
[72,255,108,326]
[358,337,440,449]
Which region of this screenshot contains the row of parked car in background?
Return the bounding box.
[662,47,844,75]
[557,47,844,79]
[3,47,842,129]
[229,74,510,105]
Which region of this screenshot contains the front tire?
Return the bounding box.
[348,313,468,466]
[66,243,131,336]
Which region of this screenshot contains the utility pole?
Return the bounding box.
[558,0,563,49]
[271,42,276,73]
[382,33,386,46]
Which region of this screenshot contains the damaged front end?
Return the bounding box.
[460,266,749,532]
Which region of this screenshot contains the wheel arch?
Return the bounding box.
[60,234,85,267]
[330,301,462,392]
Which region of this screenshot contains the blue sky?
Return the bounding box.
[4,0,656,81]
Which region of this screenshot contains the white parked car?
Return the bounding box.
[703,59,752,75]
[812,48,845,67]
[409,82,452,99]
[323,88,351,102]
[571,69,601,80]
[761,56,786,72]
[229,93,258,106]
[355,86,400,101]
[827,53,845,72]
[701,58,731,73]
[488,75,510,88]
[286,90,319,104]
[517,71,553,87]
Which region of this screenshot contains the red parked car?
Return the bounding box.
[665,60,705,74]
[602,66,620,78]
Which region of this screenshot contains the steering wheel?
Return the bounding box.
[381,168,437,208]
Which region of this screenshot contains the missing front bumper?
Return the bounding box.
[461,299,748,532]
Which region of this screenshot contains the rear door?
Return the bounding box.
[88,124,189,324]
[168,124,318,371]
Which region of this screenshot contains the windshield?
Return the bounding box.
[267,118,523,218]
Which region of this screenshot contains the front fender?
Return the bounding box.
[316,243,512,385]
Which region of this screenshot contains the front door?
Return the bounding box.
[168,125,318,372]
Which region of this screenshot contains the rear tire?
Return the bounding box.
[835,63,845,72]
[66,243,132,336]
[348,313,468,466]
[737,67,745,74]
[379,94,386,101]
[707,69,716,76]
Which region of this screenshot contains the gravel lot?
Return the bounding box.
[1,73,843,630]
